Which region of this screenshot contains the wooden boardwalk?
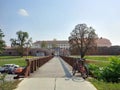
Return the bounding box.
[29,56,72,78]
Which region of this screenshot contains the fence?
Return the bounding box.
[60,56,91,67]
[14,55,54,79]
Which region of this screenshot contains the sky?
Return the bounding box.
[0,0,120,46]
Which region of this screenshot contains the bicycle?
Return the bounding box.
[72,58,89,79]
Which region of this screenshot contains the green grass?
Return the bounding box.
[71,55,112,67]
[71,55,115,61]
[88,61,109,67]
[72,55,119,61]
[0,80,21,90]
[85,55,113,61]
[88,78,120,90]
[0,56,33,66]
[85,55,120,67]
[85,55,120,61]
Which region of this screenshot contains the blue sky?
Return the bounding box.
[0,0,120,46]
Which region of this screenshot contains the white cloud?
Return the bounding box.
[18,9,29,16]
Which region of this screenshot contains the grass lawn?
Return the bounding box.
[85,55,115,61]
[71,55,112,67]
[88,78,120,90]
[72,55,119,61]
[85,55,120,67]
[0,56,33,66]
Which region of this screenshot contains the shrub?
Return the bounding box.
[88,64,103,80]
[102,57,120,82]
[89,56,120,82]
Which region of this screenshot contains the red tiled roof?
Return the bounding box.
[96,38,112,47]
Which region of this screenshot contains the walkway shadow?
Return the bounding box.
[59,57,85,82]
[59,57,72,78]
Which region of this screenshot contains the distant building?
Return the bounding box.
[3,46,18,56]
[32,40,70,56]
[32,38,111,49]
[96,37,112,47]
[32,40,70,49]
[2,47,52,56]
[32,38,111,55]
[2,38,112,56]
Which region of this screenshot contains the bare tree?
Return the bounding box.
[69,24,98,58]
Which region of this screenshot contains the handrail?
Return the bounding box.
[14,55,54,79]
[60,56,89,67]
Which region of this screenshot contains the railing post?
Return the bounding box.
[34,60,37,71]
[31,61,34,73]
[33,60,35,71]
[25,59,31,77]
[37,59,39,69]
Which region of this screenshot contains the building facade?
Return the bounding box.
[2,47,52,56]
[32,38,111,49]
[32,38,112,55]
[32,40,70,49]
[32,40,70,56]
[2,38,112,56]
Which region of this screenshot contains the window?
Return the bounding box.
[9,52,12,55]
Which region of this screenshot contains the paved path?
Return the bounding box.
[29,57,72,78]
[15,57,97,90]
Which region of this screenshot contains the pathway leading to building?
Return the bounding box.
[15,57,97,90]
[29,56,72,78]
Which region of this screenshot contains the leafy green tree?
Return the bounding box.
[10,30,32,57]
[69,24,98,58]
[0,29,6,54]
